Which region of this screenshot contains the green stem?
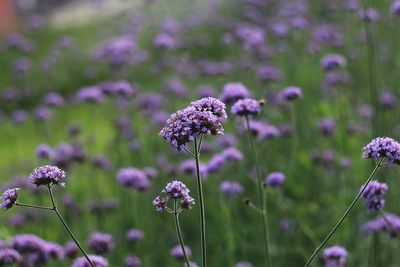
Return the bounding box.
[304,158,384,267]
[174,200,191,267]
[194,137,207,267]
[16,202,54,210]
[48,186,95,267]
[245,116,271,267]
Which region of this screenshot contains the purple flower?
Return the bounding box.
[391,0,400,15]
[197,86,215,98]
[160,106,224,151]
[236,262,253,267]
[110,80,135,97]
[153,181,195,212]
[36,144,53,160]
[362,137,400,164]
[92,35,136,68]
[170,245,192,260]
[11,234,46,253]
[1,188,20,210]
[220,181,244,196]
[358,8,380,22]
[321,54,346,71]
[125,255,141,267]
[206,154,225,173]
[322,245,348,267]
[28,165,66,187]
[152,196,168,212]
[220,83,250,104]
[87,232,114,255]
[221,147,243,161]
[0,249,23,265]
[153,32,178,49]
[12,110,28,125]
[279,86,303,101]
[33,106,52,122]
[361,181,388,213]
[162,180,190,199]
[247,120,280,141]
[126,229,144,242]
[231,98,262,117]
[64,241,78,258]
[71,255,108,267]
[216,134,237,148]
[191,97,227,120]
[257,65,282,82]
[318,118,336,136]
[361,213,400,237]
[76,86,104,103]
[116,168,150,191]
[92,155,113,171]
[379,90,398,108]
[265,172,286,187]
[44,241,64,260]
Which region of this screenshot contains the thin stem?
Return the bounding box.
[245,116,271,267]
[304,158,384,267]
[194,137,207,267]
[48,186,95,267]
[174,200,191,267]
[16,202,54,210]
[184,147,196,159]
[288,104,298,177]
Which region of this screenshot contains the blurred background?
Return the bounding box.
[0,0,400,266]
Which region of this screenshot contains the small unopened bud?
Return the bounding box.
[243,197,252,205]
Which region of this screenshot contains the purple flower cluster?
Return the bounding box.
[125,255,142,267]
[265,172,286,187]
[321,54,346,71]
[220,181,244,196]
[247,120,280,141]
[87,232,114,255]
[220,83,250,104]
[28,165,66,187]
[206,147,243,174]
[361,213,400,237]
[322,245,348,267]
[231,98,262,117]
[126,229,145,242]
[116,168,151,192]
[361,181,388,213]
[71,255,108,267]
[153,181,195,212]
[391,0,400,15]
[279,86,303,101]
[362,137,400,164]
[0,248,23,265]
[170,244,192,260]
[160,98,225,151]
[0,188,19,210]
[76,86,104,103]
[235,262,253,267]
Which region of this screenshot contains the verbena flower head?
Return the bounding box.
[162,180,190,199]
[322,245,348,267]
[126,229,145,242]
[160,106,224,151]
[1,188,20,210]
[361,213,400,237]
[36,144,53,160]
[321,54,346,71]
[220,181,244,196]
[191,97,227,120]
[116,168,150,191]
[220,83,250,104]
[236,262,253,267]
[280,86,303,101]
[125,255,141,267]
[87,232,114,255]
[28,165,66,187]
[0,248,23,265]
[11,234,46,253]
[153,181,195,212]
[361,181,388,213]
[391,0,400,15]
[170,245,192,259]
[231,98,262,117]
[265,172,286,187]
[64,241,78,258]
[362,137,400,164]
[71,255,108,267]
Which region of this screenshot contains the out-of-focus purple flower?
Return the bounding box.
[92,155,113,171]
[220,83,250,104]
[257,65,282,82]
[35,144,53,160]
[231,98,262,117]
[126,229,144,242]
[110,80,135,97]
[11,234,46,253]
[361,213,400,237]
[312,25,343,47]
[322,245,348,267]
[153,32,178,49]
[143,167,158,179]
[206,154,225,173]
[339,157,352,169]
[279,86,303,101]
[178,160,208,178]
[247,120,280,141]
[234,24,265,49]
[0,248,23,265]
[279,218,294,231]
[379,90,398,108]
[235,262,253,267]
[6,33,33,52]
[92,35,136,68]
[87,232,114,255]
[220,181,243,196]
[12,110,28,125]
[12,58,32,76]
[221,147,243,161]
[166,78,188,98]
[1,188,19,210]
[116,168,150,191]
[318,118,336,136]
[323,71,351,88]
[321,54,346,71]
[28,15,46,30]
[361,181,388,213]
[358,8,380,22]
[76,86,104,103]
[137,93,164,115]
[28,165,66,187]
[216,134,237,148]
[391,0,400,14]
[44,241,64,260]
[197,86,215,98]
[125,255,141,267]
[160,106,224,151]
[64,241,78,258]
[58,36,74,49]
[265,172,286,187]
[362,137,400,164]
[43,92,65,107]
[33,106,52,122]
[71,255,108,267]
[170,245,192,260]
